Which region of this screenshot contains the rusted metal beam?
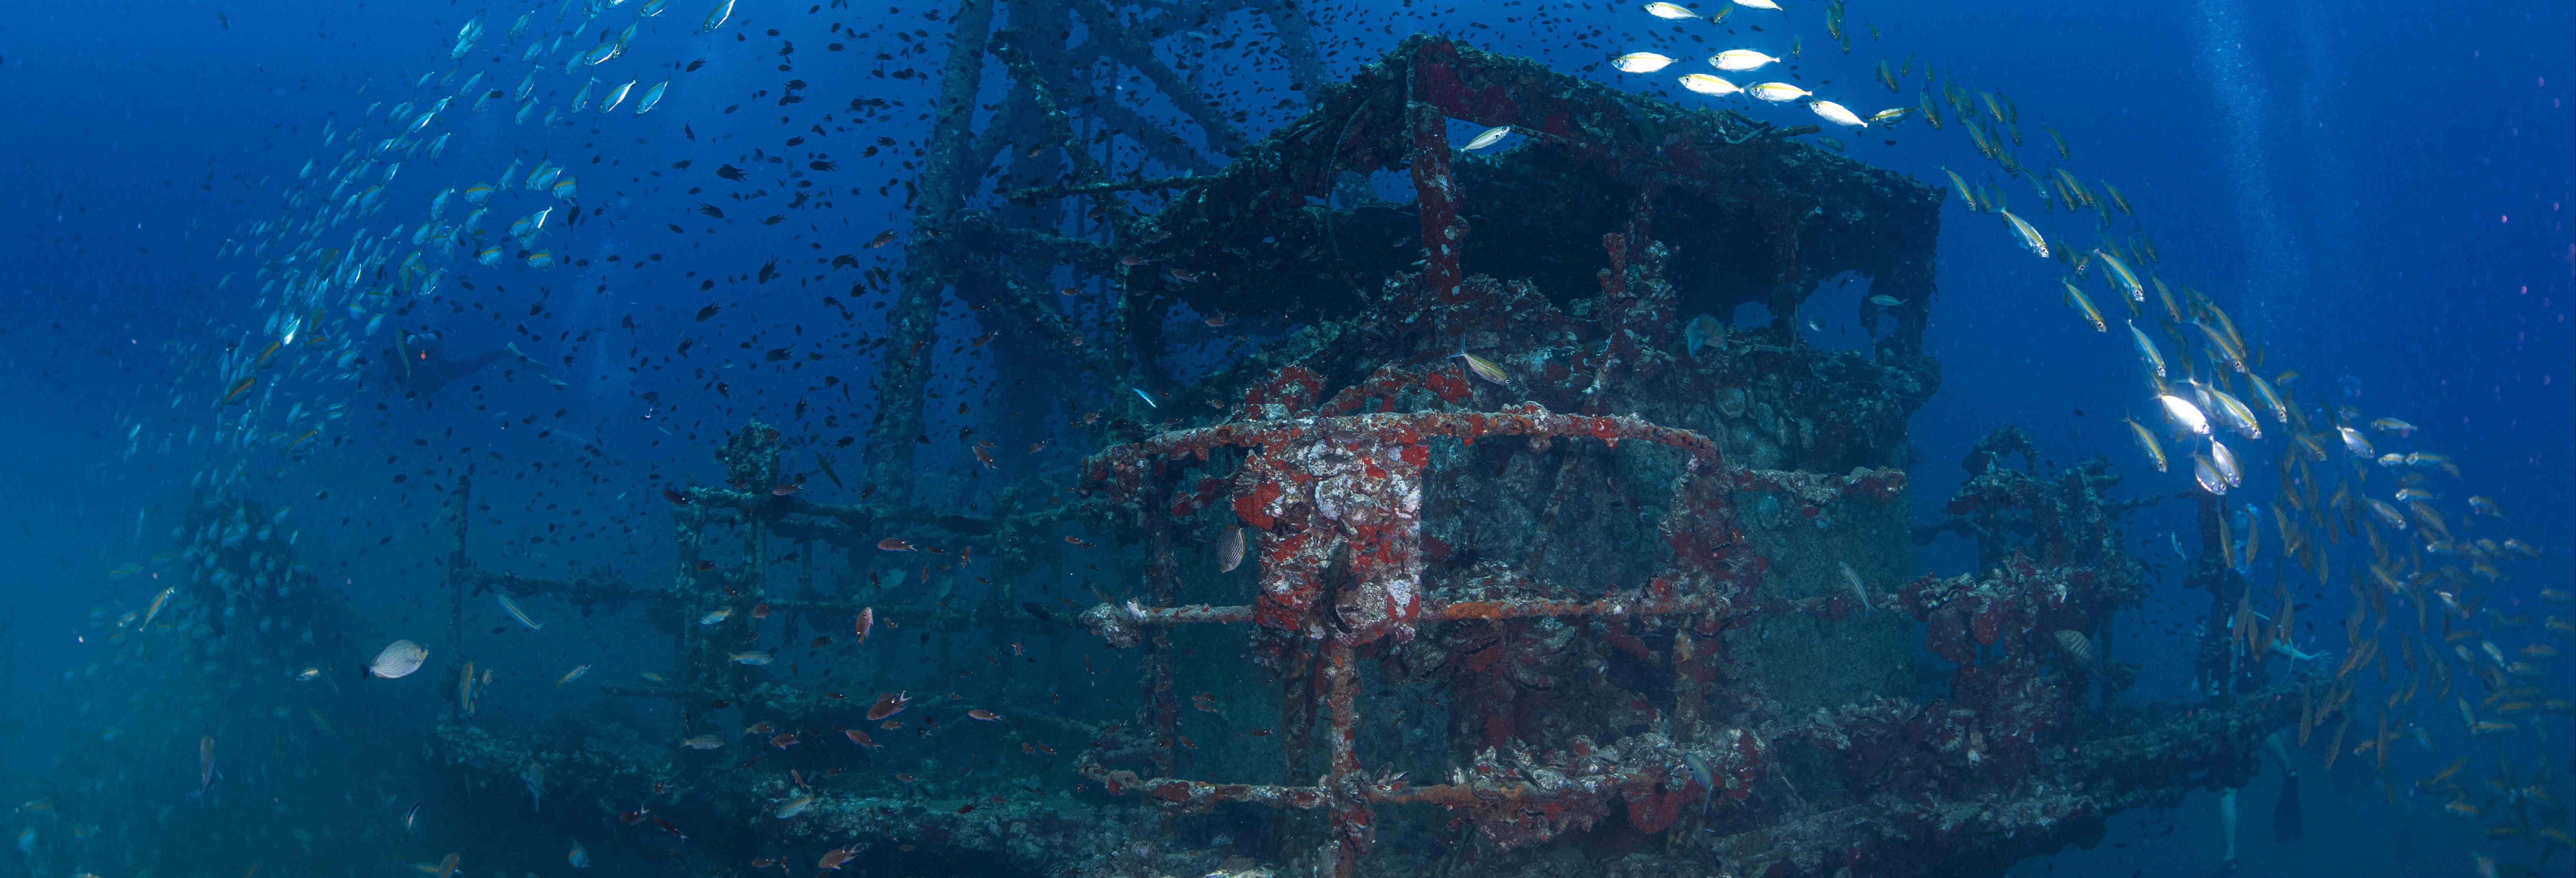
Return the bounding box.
[1083,589,1729,647]
[1000,175,1208,204]
[1406,47,1465,300]
[1085,407,1721,497]
[863,0,1000,501]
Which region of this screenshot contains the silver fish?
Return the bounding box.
[1462,125,1514,150]
[700,0,736,32]
[1217,526,1246,573]
[370,640,430,679]
[1839,562,1872,613]
[497,593,545,631]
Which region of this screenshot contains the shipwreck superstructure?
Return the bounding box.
[409,38,2288,878]
[22,38,2304,878]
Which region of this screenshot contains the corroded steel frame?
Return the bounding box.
[1076,407,1754,877]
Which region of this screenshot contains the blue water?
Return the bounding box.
[0,0,2567,875]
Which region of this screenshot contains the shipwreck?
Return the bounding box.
[35,36,2299,878]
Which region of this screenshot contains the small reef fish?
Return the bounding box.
[1452,348,1509,385]
[1999,211,2049,257]
[2060,280,2105,332]
[699,607,735,624]
[2054,630,2095,663]
[496,593,544,631]
[1461,125,1514,150]
[1709,49,1778,71]
[2091,250,2143,301]
[198,735,216,797]
[1218,527,1247,573]
[1745,82,1810,102]
[2208,439,2242,487]
[2365,498,2408,530]
[1839,562,1871,613]
[2208,389,2262,440]
[1641,2,1698,19]
[728,651,773,665]
[1942,167,1976,208]
[2191,454,2227,496]
[1613,52,1676,73]
[634,81,668,114]
[1809,100,1867,127]
[2157,394,2210,436]
[556,665,590,686]
[2193,322,2248,373]
[414,854,459,878]
[2291,433,2329,462]
[140,586,177,629]
[2244,373,2288,423]
[700,0,735,31]
[2124,417,2167,472]
[2127,321,2165,377]
[2336,426,2375,458]
[680,734,725,749]
[1678,74,1740,97]
[370,640,430,679]
[818,846,857,870]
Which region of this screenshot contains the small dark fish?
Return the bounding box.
[817,847,855,870]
